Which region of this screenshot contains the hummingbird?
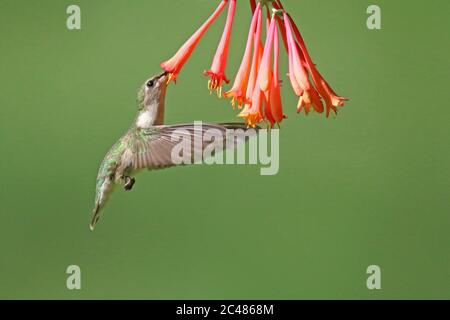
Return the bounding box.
[90,70,256,230]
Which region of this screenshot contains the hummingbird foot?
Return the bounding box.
[124,177,135,191]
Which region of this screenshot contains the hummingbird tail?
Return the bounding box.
[90,204,100,231]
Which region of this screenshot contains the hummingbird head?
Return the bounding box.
[137,70,169,111]
[135,70,169,127]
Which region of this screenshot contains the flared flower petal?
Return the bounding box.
[161,0,228,83]
[239,85,264,127]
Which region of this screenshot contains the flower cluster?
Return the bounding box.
[161,0,348,127]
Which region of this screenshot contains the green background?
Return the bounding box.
[0,0,448,299]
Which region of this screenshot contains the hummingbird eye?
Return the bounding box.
[146,80,155,88]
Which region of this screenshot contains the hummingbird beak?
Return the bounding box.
[156,70,169,83]
[157,70,168,78]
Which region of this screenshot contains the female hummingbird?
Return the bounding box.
[90,70,254,230]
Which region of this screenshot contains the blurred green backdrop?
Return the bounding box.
[0,0,449,299]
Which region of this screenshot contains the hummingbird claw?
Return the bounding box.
[124,177,135,191]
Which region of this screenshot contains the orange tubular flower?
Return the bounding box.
[260,16,277,127]
[224,3,261,108]
[204,0,236,96]
[287,13,348,117]
[238,6,263,121]
[160,0,228,83]
[269,25,285,125]
[240,15,277,128]
[284,14,310,93]
[259,17,276,93]
[283,12,324,115]
[163,0,347,123]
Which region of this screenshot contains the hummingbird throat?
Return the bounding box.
[136,100,165,128]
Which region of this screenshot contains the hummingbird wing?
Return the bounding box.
[131,123,257,171]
